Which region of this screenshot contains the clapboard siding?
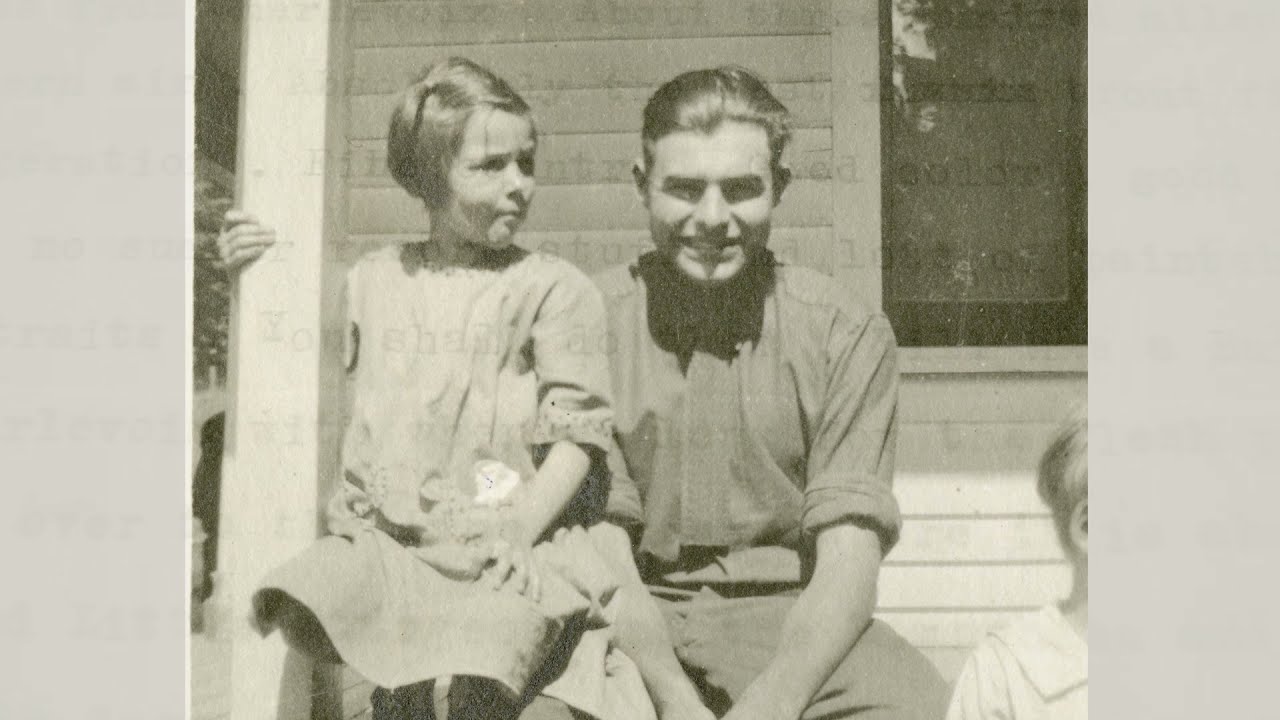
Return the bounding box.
[349,180,833,234]
[352,36,831,94]
[896,421,1063,474]
[878,564,1069,610]
[351,0,832,47]
[347,128,834,187]
[349,82,832,137]
[339,226,841,277]
[899,374,1086,424]
[895,473,1051,517]
[890,516,1060,564]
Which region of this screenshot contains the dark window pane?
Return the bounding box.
[882,0,1086,346]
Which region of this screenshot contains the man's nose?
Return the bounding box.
[691,186,729,231]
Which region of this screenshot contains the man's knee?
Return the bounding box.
[804,620,950,720]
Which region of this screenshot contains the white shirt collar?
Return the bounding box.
[991,604,1088,698]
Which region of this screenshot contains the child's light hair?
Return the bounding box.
[386,57,534,208]
[1037,404,1088,553]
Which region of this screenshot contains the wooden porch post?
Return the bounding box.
[210,1,341,718]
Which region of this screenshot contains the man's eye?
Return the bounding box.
[517,154,535,176]
[478,158,507,173]
[663,181,703,202]
[721,178,765,203]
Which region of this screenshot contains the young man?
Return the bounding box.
[594,67,950,720]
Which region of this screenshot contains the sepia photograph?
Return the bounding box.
[189,1,1088,718]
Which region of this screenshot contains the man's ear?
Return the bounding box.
[772,164,793,206]
[1068,498,1088,557]
[632,159,650,208]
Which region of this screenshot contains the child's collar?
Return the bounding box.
[990,604,1088,698]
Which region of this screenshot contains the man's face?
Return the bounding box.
[638,121,784,285]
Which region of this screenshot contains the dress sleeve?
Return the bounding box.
[945,642,1018,720]
[529,268,615,454]
[800,310,903,553]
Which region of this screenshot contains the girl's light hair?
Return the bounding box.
[640,66,792,186]
[386,57,533,208]
[1037,404,1088,552]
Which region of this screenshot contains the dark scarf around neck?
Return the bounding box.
[635,248,777,368]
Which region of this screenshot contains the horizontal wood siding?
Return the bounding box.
[342,0,835,279]
[350,36,830,94]
[351,1,832,46]
[349,82,832,137]
[884,370,1087,683]
[346,128,835,187]
[349,180,832,233]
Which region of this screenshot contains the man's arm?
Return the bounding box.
[718,306,901,720]
[723,522,882,720]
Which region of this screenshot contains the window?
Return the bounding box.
[882,0,1086,347]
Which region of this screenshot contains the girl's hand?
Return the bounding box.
[217,209,277,274]
[482,538,541,602]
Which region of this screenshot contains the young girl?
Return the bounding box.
[220,57,655,720]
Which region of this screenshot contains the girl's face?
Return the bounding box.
[437,108,536,249]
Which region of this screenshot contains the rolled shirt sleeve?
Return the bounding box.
[800,310,903,554]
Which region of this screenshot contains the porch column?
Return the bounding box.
[211,1,342,718]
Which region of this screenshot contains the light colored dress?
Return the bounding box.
[945,605,1088,720]
[252,243,652,720]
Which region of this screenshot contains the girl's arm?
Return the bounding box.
[504,440,591,547]
[482,441,590,599]
[589,523,715,720]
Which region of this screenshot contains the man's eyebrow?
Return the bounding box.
[720,174,766,185]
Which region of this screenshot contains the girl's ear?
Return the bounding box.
[1069,498,1088,557]
[772,164,793,206]
[632,159,651,208]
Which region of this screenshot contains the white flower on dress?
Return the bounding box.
[473,460,521,507]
